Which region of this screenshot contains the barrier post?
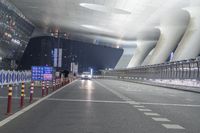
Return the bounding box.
[56,79,58,89]
[58,79,60,88]
[42,81,45,97]
[46,81,49,95]
[53,80,55,91]
[59,79,61,88]
[20,82,25,108]
[6,84,12,115]
[29,81,34,103]
[62,78,64,86]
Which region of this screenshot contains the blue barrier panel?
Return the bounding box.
[22,73,25,81]
[12,72,16,83]
[17,73,20,82]
[6,72,11,84]
[0,70,31,84]
[0,72,2,85]
[2,72,6,84]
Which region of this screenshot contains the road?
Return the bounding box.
[0,79,200,133]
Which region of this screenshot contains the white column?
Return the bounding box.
[127,41,156,68]
[148,10,189,65]
[173,7,200,61]
[142,48,155,66]
[115,47,136,69]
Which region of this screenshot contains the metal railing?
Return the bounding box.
[102,58,200,80]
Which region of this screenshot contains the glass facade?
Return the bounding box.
[0,1,34,69]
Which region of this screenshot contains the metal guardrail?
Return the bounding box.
[103,58,200,80]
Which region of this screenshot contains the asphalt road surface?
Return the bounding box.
[0,79,200,133]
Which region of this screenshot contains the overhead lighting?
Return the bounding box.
[79,3,131,15]
[81,24,114,33]
[11,38,21,45]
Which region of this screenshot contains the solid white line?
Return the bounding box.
[126,101,140,105]
[134,105,145,108]
[138,109,152,112]
[152,117,171,122]
[162,124,185,129]
[47,98,126,104]
[126,89,142,92]
[144,113,160,116]
[0,80,77,127]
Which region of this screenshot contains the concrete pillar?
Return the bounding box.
[148,10,189,65]
[173,7,200,61]
[127,41,156,68]
[142,48,155,66]
[115,47,136,69]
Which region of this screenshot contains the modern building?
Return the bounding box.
[1,0,199,71]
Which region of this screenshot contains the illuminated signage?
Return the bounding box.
[31,66,53,81]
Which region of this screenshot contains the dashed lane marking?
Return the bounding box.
[125,89,142,92]
[152,117,171,122]
[186,98,193,102]
[134,105,145,108]
[138,109,152,112]
[139,102,200,107]
[95,80,186,130]
[94,81,200,108]
[162,124,185,129]
[144,113,160,116]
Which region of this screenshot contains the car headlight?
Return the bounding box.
[88,75,92,78]
[81,75,85,77]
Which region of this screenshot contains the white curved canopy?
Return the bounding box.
[9,0,193,48]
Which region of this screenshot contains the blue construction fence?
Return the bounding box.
[0,70,31,85]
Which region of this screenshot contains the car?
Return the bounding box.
[81,72,92,80]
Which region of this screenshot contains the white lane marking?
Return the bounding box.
[152,117,171,122]
[126,101,140,105]
[97,80,186,130]
[126,89,142,92]
[47,98,126,104]
[94,80,134,102]
[139,102,200,107]
[144,113,160,116]
[186,98,193,102]
[0,81,77,127]
[134,105,145,108]
[94,80,200,108]
[162,124,185,129]
[138,109,152,112]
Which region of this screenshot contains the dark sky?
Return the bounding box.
[19,36,123,73]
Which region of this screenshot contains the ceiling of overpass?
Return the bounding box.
[9,0,192,47]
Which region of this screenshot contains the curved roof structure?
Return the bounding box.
[9,0,195,48]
